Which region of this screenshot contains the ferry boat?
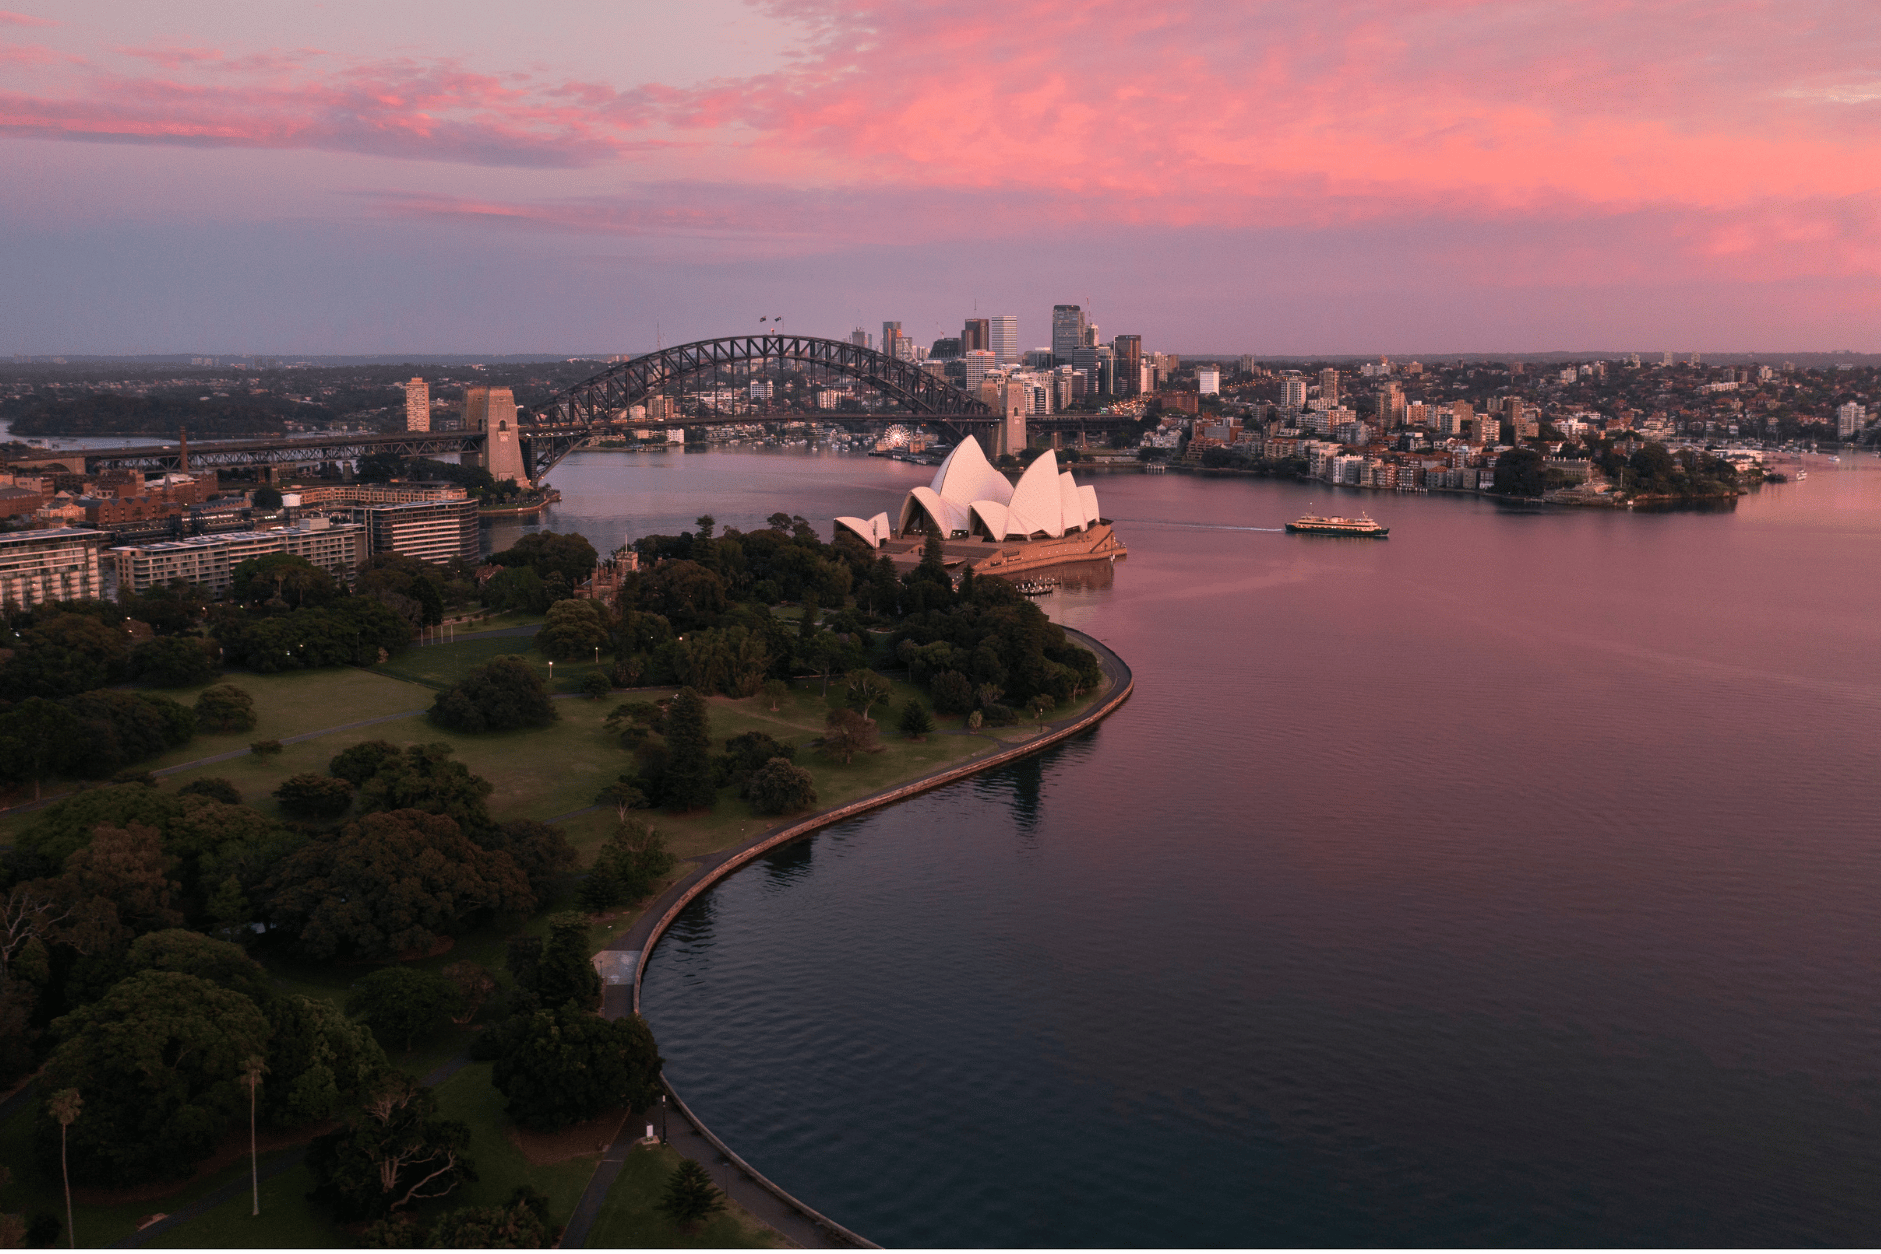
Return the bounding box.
[1286,512,1389,537]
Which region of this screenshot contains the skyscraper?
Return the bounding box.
[989,315,1018,367]
[1112,335,1142,396]
[1281,371,1308,411]
[1318,368,1340,407]
[1051,305,1087,360]
[851,328,871,350]
[403,377,430,432]
[961,318,989,353]
[882,322,907,361]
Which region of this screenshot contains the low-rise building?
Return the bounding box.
[286,481,468,507]
[0,527,104,607]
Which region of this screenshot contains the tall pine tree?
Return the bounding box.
[662,688,718,811]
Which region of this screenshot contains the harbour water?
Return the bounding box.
[553,448,1881,1245]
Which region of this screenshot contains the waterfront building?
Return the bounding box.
[1837,402,1866,438]
[891,436,1099,541]
[344,499,480,564]
[286,481,467,507]
[989,315,1019,367]
[0,527,103,607]
[109,519,365,596]
[404,377,430,432]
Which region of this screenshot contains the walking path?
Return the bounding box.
[568,627,1134,1249]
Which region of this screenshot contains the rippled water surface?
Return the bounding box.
[561,448,1881,1246]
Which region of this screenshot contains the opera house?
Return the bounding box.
[835,436,1126,579]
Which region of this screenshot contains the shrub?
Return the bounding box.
[250,739,284,759]
[747,758,817,816]
[928,669,975,716]
[178,776,241,805]
[195,683,257,732]
[899,699,934,740]
[274,773,356,821]
[581,670,612,700]
[981,703,1018,727]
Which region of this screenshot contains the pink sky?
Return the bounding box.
[3,0,1878,354]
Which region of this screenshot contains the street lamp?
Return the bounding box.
[658,1093,668,1143]
[547,661,554,688]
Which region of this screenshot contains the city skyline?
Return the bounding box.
[3,2,1878,355]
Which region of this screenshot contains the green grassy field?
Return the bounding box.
[0,630,1112,1247]
[586,1142,778,1248]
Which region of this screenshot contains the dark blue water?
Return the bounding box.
[589,449,1881,1246]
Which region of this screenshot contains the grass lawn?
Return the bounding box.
[586,1142,778,1248]
[146,1160,341,1249]
[0,1097,335,1249]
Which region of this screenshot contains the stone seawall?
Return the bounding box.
[615,627,1134,1248]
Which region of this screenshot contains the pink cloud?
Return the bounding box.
[4,0,1880,281]
[0,10,56,27]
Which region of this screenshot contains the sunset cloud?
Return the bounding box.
[3,0,1878,351]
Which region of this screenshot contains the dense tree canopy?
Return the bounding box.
[429,655,557,733]
[535,598,612,661]
[265,809,533,960]
[128,635,220,687]
[491,1003,662,1133]
[488,532,598,586]
[0,613,130,700]
[38,970,272,1184]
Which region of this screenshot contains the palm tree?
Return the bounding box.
[47,1088,79,1249]
[241,1057,269,1216]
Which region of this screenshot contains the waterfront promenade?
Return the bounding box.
[563,627,1135,1248]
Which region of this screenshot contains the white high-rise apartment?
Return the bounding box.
[989,315,1019,367]
[404,377,430,431]
[1196,366,1220,395]
[1281,371,1308,410]
[1837,401,1866,439]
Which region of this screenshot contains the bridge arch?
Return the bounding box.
[536,334,994,426]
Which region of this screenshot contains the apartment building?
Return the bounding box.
[109,519,367,596]
[0,527,104,608]
[344,499,480,565]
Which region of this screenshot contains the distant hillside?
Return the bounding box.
[4,392,330,437]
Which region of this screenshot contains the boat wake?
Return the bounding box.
[1122,519,1287,533]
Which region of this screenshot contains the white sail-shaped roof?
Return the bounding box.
[1007,450,1064,537]
[1058,472,1085,533]
[928,434,1012,508]
[861,437,1104,544]
[898,485,973,537]
[834,512,893,548]
[969,500,1015,541]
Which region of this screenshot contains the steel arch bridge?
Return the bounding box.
[536,334,995,428]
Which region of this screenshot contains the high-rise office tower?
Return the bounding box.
[1379,382,1406,426]
[1113,335,1142,395]
[1051,305,1087,360]
[403,377,430,432]
[851,328,871,350]
[962,318,989,353]
[1319,368,1340,407]
[1084,324,1099,349]
[989,315,1018,367]
[882,322,906,361]
[963,350,998,391]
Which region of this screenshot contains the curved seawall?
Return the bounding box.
[608,627,1133,1247]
